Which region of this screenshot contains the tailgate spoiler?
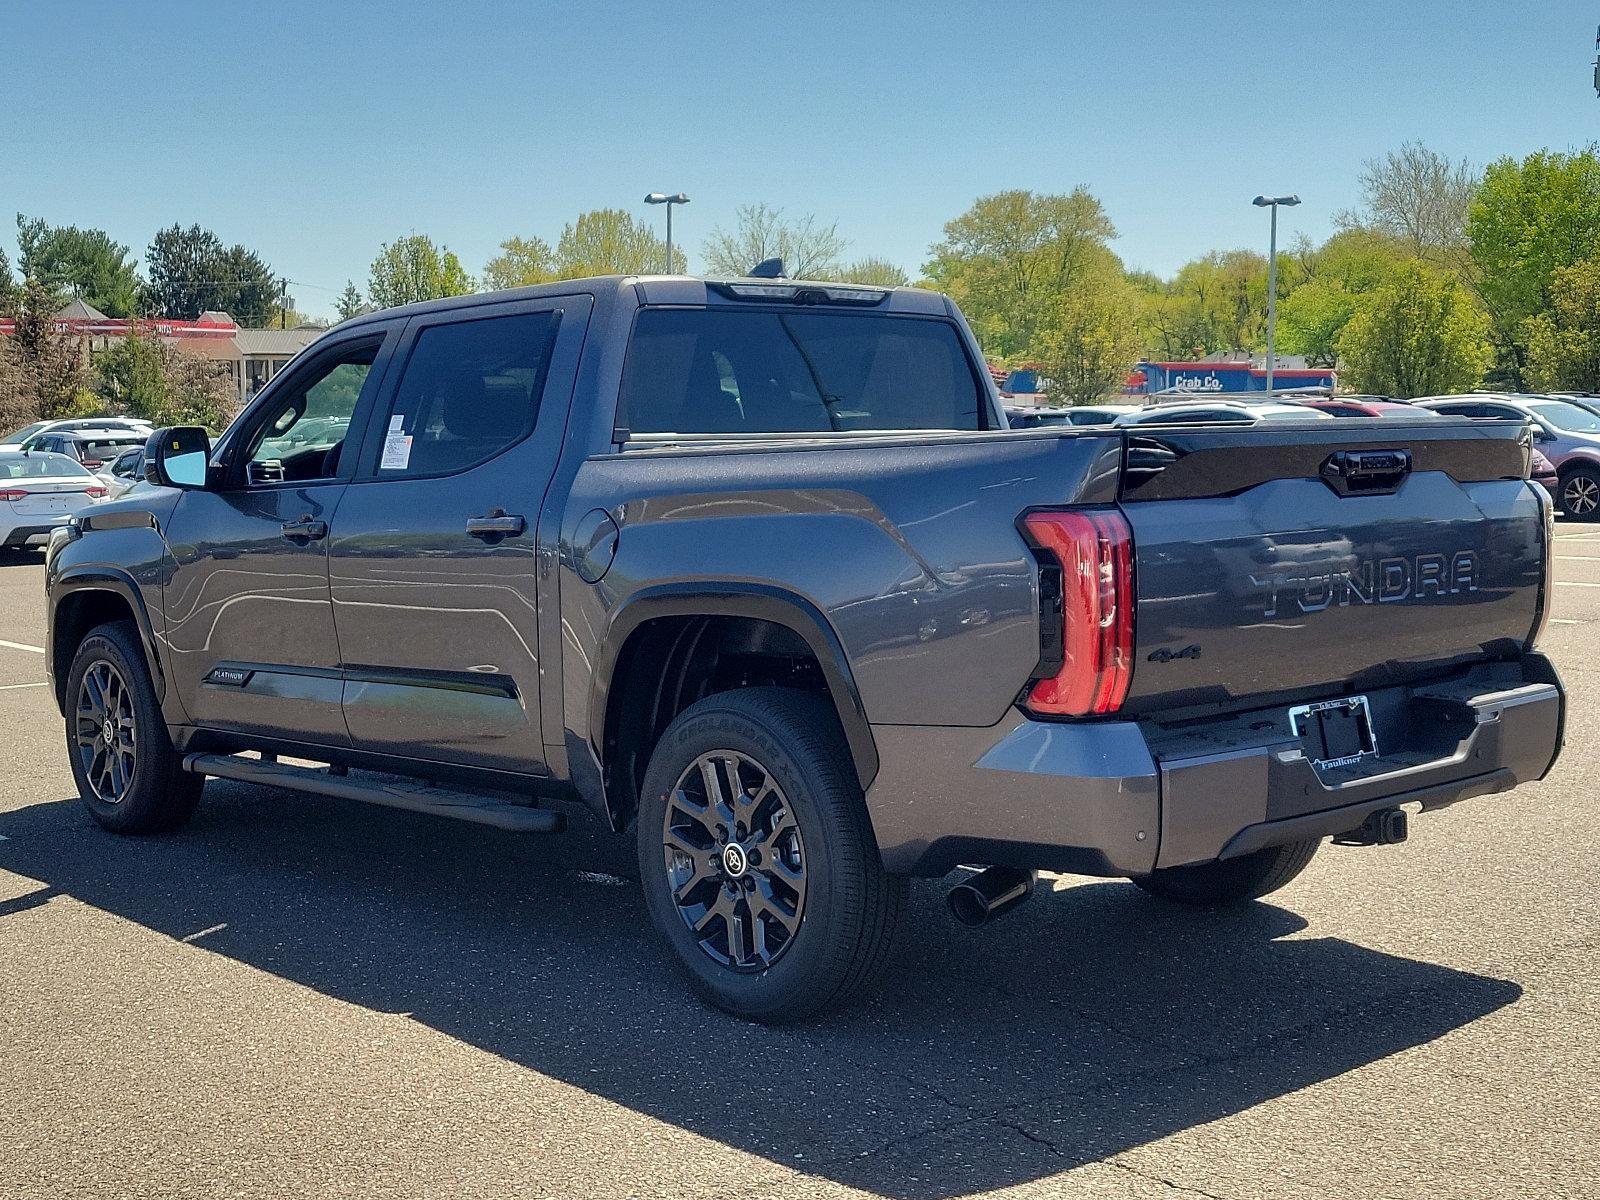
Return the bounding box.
[1119,418,1531,502]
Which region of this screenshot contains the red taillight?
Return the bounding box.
[81,458,103,469]
[84,485,108,498]
[0,488,31,501]
[1020,509,1135,716]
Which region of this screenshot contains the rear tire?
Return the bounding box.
[1131,838,1320,907]
[636,687,906,1023]
[1559,465,1600,520]
[65,621,201,834]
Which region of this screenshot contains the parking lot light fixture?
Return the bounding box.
[1252,194,1301,398]
[644,192,690,274]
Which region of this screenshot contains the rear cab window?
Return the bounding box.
[618,308,987,436]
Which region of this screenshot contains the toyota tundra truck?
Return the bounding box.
[44,273,1564,1021]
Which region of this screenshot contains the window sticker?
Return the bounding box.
[380,422,412,470]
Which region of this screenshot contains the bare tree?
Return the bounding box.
[1338,141,1480,262]
[702,204,848,278]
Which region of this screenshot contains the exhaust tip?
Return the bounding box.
[946,866,1038,928]
[947,883,992,928]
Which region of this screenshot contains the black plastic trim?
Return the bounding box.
[591,581,879,789]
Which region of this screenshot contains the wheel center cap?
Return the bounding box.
[102,719,115,746]
[721,842,750,878]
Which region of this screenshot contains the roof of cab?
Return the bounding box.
[333,274,952,333]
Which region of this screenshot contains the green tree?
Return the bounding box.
[482,235,557,291]
[16,214,141,317]
[5,279,90,419]
[1139,249,1285,358]
[1276,280,1356,367]
[367,235,475,308]
[1274,229,1408,366]
[701,204,846,278]
[924,189,1119,358]
[1467,148,1600,386]
[836,256,910,287]
[1037,281,1143,405]
[1337,260,1491,397]
[553,209,684,277]
[145,224,283,325]
[215,243,281,327]
[0,329,33,434]
[0,248,17,316]
[1523,253,1600,391]
[93,328,234,428]
[335,282,370,321]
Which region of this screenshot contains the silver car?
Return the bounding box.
[0,451,107,552]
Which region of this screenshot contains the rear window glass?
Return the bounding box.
[0,453,90,479]
[77,437,142,456]
[619,309,984,435]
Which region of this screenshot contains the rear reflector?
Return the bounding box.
[1020,509,1135,716]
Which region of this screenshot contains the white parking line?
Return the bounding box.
[1556,580,1600,588]
[0,682,45,691]
[1552,618,1583,625]
[1557,555,1600,561]
[0,640,44,655]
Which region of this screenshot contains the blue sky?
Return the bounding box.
[4,1,1598,317]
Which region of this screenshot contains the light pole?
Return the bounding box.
[1252,194,1300,397]
[644,192,690,273]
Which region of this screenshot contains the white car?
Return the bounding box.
[1115,401,1334,426]
[95,446,147,499]
[0,417,152,452]
[0,451,108,552]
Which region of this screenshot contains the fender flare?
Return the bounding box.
[589,581,879,791]
[49,566,167,707]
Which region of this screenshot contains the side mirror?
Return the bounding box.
[144,426,212,489]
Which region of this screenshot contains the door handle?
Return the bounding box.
[466,511,526,541]
[281,516,328,542]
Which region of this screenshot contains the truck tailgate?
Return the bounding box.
[1118,419,1546,715]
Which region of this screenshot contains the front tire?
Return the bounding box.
[1559,465,1600,520]
[636,688,906,1023]
[65,621,201,834]
[1131,838,1320,907]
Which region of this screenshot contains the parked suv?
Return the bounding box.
[45,275,1564,1021]
[1417,394,1600,518]
[20,430,148,472]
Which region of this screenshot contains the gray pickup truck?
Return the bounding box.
[44,274,1564,1021]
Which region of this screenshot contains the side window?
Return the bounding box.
[373,310,558,478]
[240,339,381,485]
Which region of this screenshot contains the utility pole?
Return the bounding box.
[279,277,289,329]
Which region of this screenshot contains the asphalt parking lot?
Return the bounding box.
[0,526,1596,1200]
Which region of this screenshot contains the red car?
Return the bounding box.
[1295,398,1442,419]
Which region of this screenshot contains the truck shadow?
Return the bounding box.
[0,785,1519,1199]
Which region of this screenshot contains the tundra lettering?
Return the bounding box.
[1249,550,1480,618]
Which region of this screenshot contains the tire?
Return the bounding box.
[65,620,201,834]
[1131,838,1320,907]
[636,687,906,1023]
[1559,465,1600,520]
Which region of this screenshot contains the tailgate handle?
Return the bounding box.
[1321,448,1411,495]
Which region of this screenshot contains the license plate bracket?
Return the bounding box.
[1289,695,1378,770]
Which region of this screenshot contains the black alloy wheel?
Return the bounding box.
[661,750,808,971]
[74,658,138,804]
